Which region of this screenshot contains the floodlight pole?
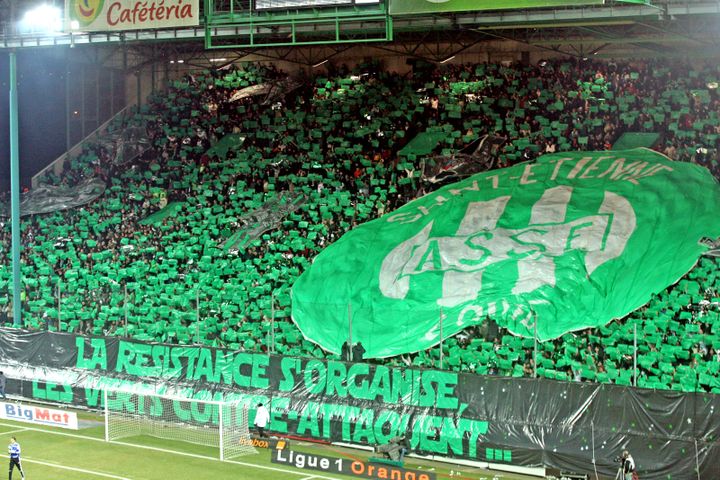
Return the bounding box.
[9,52,22,327]
[65,51,71,151]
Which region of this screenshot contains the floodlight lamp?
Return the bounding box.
[19,4,63,34]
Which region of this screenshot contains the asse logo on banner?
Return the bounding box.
[272,449,436,480]
[292,150,720,358]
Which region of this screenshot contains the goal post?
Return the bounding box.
[103,389,256,460]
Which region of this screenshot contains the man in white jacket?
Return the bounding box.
[254,403,270,438]
[621,450,636,480]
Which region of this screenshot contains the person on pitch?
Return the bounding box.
[8,436,24,480]
[620,450,636,480]
[254,403,270,438]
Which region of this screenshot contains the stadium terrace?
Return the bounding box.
[1,1,720,475]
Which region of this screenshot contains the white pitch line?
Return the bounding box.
[0,422,341,480]
[300,476,318,480]
[0,427,29,435]
[110,440,344,480]
[0,422,108,443]
[23,457,131,480]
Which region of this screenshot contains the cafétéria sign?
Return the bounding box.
[65,0,199,32]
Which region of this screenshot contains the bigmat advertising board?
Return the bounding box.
[0,401,79,429]
[0,329,718,479]
[64,0,199,32]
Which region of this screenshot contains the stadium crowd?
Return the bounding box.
[0,58,719,392]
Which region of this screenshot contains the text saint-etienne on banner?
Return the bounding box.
[64,0,199,32]
[292,149,720,358]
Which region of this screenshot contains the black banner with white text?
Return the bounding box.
[0,329,717,479]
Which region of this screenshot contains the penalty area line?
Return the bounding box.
[0,422,341,480]
[23,457,132,480]
[0,427,29,436]
[109,441,342,480]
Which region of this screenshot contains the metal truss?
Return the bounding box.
[0,0,711,49]
[0,1,719,69]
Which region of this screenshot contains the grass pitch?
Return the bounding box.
[0,409,537,480]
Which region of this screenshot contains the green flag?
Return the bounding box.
[292,149,720,358]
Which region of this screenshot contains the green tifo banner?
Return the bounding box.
[3,330,720,479]
[389,0,602,16]
[292,149,720,358]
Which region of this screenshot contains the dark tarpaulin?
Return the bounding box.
[105,126,153,166]
[222,192,307,252]
[229,78,302,105]
[421,134,507,185]
[0,178,106,217]
[0,329,717,480]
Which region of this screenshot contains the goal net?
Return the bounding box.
[103,390,256,460]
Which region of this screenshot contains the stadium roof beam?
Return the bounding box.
[395,29,489,63]
[526,32,709,45]
[286,44,354,67]
[635,19,713,46]
[220,44,355,66]
[2,1,720,49]
[470,28,584,58]
[575,24,678,55]
[396,1,720,32]
[586,42,610,55]
[370,31,438,62]
[476,21,701,52]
